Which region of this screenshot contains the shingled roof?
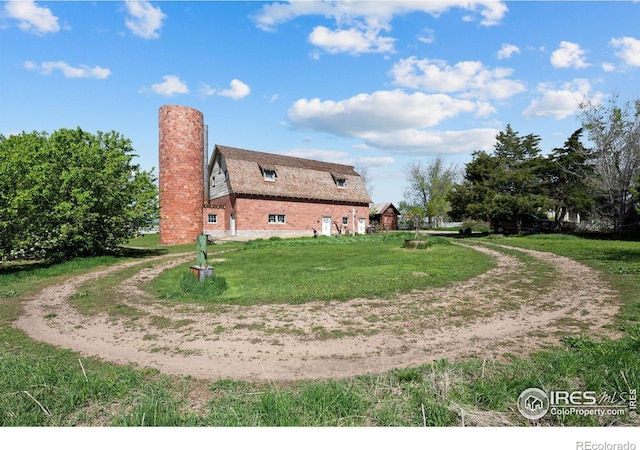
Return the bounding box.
[212,145,371,204]
[370,203,400,216]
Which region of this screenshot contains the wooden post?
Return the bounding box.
[196,234,207,268]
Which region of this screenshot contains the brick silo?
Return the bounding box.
[158,105,205,245]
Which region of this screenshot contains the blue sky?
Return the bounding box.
[1,1,639,207]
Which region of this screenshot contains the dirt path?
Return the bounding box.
[14,242,621,382]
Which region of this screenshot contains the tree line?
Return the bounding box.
[0,127,158,262]
[401,96,640,237]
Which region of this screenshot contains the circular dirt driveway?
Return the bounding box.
[15,242,620,382]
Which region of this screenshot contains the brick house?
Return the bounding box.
[204,145,372,239]
[369,203,400,231]
[158,104,371,244]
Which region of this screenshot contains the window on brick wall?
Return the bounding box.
[342,216,348,225]
[207,214,218,224]
[268,214,286,224]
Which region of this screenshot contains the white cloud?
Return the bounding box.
[289,90,478,136]
[124,0,166,39]
[198,83,216,97]
[24,60,111,79]
[266,94,279,102]
[355,156,396,167]
[218,79,251,100]
[550,41,589,69]
[602,62,616,72]
[283,148,350,162]
[198,80,251,99]
[252,1,329,33]
[522,79,604,119]
[287,89,499,154]
[143,75,189,96]
[390,57,525,100]
[254,1,508,31]
[253,1,507,55]
[4,0,60,35]
[417,28,435,44]
[476,1,509,26]
[359,128,498,155]
[283,148,395,168]
[497,43,520,60]
[309,25,395,54]
[610,36,640,67]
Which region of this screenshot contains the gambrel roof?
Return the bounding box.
[210,145,371,205]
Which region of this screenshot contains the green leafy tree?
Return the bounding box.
[578,95,640,234]
[403,157,457,228]
[0,128,158,261]
[633,172,640,214]
[0,131,47,259]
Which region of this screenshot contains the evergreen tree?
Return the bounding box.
[448,125,551,233]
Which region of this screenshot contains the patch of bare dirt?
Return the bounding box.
[14,242,621,382]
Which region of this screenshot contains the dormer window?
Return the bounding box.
[260,164,277,182]
[331,172,347,188]
[263,169,276,181]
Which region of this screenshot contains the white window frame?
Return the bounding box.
[268,214,286,224]
[207,214,218,224]
[336,178,346,188]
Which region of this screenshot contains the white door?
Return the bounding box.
[230,213,236,236]
[358,218,366,235]
[321,216,331,236]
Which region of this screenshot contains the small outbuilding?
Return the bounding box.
[370,203,400,231]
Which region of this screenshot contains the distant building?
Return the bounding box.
[158,105,371,244]
[370,203,400,231]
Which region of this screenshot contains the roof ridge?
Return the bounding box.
[215,144,357,174]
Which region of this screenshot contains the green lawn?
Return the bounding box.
[148,234,493,305]
[1,232,638,426]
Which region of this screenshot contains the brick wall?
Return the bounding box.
[381,211,399,230]
[158,105,204,245]
[202,205,226,238]
[207,195,369,238]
